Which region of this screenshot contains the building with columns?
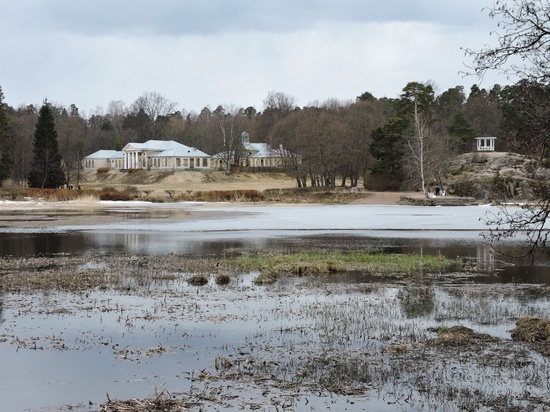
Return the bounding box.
[83,140,211,171]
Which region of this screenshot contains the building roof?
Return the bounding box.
[245,142,280,158]
[122,140,210,157]
[84,150,124,160]
[149,147,210,158]
[212,141,296,160]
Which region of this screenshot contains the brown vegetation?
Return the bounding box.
[428,325,496,346]
[511,317,550,342]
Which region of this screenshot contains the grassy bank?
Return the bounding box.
[228,252,463,284]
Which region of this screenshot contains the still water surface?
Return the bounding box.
[0,203,549,411]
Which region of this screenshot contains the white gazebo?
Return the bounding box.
[475,136,496,152]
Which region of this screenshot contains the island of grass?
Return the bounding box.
[227,252,463,284]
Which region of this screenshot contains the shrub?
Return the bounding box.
[192,190,264,202]
[363,175,402,191]
[124,186,140,198]
[187,274,209,286]
[97,167,109,174]
[23,188,97,201]
[99,190,133,201]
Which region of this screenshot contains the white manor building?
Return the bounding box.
[83,137,297,172]
[211,132,299,170]
[83,140,211,171]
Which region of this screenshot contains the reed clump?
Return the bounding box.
[215,273,231,285]
[428,325,496,346]
[511,317,550,342]
[187,274,209,286]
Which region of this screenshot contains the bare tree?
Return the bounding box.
[463,0,550,83]
[258,91,296,144]
[213,105,247,172]
[8,105,36,185]
[406,98,430,194]
[106,100,127,135]
[55,104,88,188]
[466,0,550,257]
[483,182,550,259]
[129,92,177,139]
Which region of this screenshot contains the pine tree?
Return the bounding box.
[0,85,13,186]
[28,102,65,188]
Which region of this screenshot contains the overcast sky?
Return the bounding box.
[0,0,509,116]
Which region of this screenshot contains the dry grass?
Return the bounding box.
[101,389,199,411]
[176,189,265,202]
[511,317,550,342]
[428,325,496,346]
[24,188,98,201]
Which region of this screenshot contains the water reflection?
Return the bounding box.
[398,287,436,318]
[0,232,92,257]
[1,230,548,283]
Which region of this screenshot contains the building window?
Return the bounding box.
[176,158,181,167]
[203,158,208,167]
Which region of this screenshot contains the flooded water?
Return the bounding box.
[0,202,549,411]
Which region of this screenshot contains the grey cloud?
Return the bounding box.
[4,0,491,37]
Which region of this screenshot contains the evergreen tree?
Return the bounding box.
[448,112,476,153]
[28,102,65,188]
[0,85,13,186]
[369,116,409,178]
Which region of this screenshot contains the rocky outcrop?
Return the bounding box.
[445,152,548,201]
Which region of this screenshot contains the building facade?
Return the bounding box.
[83,140,211,171]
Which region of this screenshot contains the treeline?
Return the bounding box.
[0,81,548,190]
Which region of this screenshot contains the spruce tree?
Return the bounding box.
[28,102,65,188]
[0,85,13,186]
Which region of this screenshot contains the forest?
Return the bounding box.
[0,79,548,191]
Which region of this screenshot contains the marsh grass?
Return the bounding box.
[229,252,462,282]
[511,317,550,342]
[0,267,116,292]
[0,255,222,294]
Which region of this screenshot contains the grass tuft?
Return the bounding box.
[187,274,209,286]
[215,273,231,285]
